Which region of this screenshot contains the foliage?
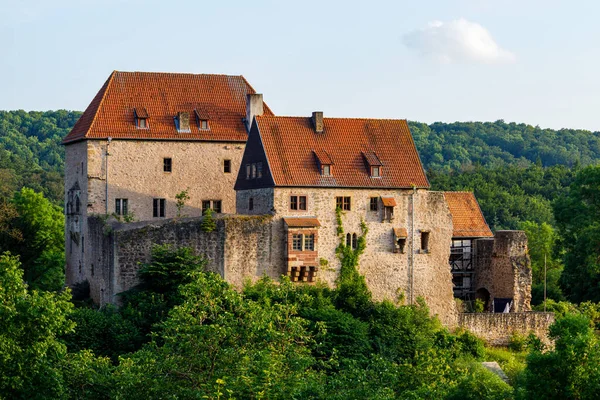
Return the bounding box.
[554,166,600,302]
[484,347,527,385]
[200,207,217,232]
[0,110,80,205]
[0,188,65,291]
[520,314,600,399]
[175,188,190,217]
[0,252,74,399]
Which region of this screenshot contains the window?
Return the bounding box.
[290,195,307,211]
[322,164,331,176]
[137,118,148,129]
[371,166,381,177]
[336,196,351,211]
[396,238,406,254]
[224,159,231,173]
[292,234,303,251]
[199,119,209,130]
[246,163,264,180]
[352,233,358,249]
[115,198,128,215]
[370,197,378,212]
[202,200,222,214]
[383,206,394,222]
[164,158,172,172]
[304,234,315,251]
[249,197,254,210]
[421,231,430,253]
[153,198,166,218]
[346,233,351,247]
[81,236,84,253]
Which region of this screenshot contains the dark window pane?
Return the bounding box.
[213,200,222,213]
[153,199,158,217]
[292,234,303,251]
[159,199,165,217]
[224,160,231,173]
[249,197,254,210]
[370,197,378,211]
[290,196,298,210]
[305,234,314,251]
[123,199,128,215]
[299,196,307,210]
[202,200,211,214]
[164,158,172,172]
[115,199,121,215]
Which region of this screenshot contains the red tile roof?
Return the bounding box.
[256,116,429,189]
[381,197,397,207]
[393,228,408,238]
[63,71,273,144]
[444,192,493,238]
[283,217,321,227]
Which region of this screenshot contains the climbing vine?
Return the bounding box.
[334,207,372,316]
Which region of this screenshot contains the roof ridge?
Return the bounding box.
[257,115,408,122]
[86,70,117,137]
[113,70,245,78]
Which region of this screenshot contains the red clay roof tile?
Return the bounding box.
[63,71,273,144]
[283,217,321,227]
[256,116,429,188]
[444,192,493,238]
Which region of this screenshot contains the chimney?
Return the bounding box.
[246,93,264,131]
[312,111,324,133]
[177,112,190,132]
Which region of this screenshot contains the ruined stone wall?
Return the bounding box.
[474,231,532,312]
[266,188,457,326]
[86,214,273,304]
[86,139,245,219]
[459,312,554,347]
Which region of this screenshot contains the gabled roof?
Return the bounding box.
[444,192,493,238]
[254,116,429,188]
[63,71,273,144]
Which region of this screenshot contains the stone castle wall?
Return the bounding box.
[459,312,554,347]
[238,187,457,326]
[88,214,273,304]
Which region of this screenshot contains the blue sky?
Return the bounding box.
[1,0,598,131]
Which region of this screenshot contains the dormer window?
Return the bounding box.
[363,151,383,178]
[174,112,191,133]
[194,109,210,131]
[134,108,149,130]
[313,149,333,176]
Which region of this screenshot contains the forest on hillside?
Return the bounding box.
[4,111,600,398]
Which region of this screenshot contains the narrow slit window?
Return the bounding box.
[421,231,430,253]
[249,197,254,211]
[352,233,358,249]
[246,164,251,180]
[346,233,352,247]
[224,160,231,173]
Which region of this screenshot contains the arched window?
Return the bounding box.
[75,195,81,214]
[346,233,352,247]
[352,233,358,249]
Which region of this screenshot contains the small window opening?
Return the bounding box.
[137,118,148,129]
[346,233,352,247]
[292,234,303,251]
[202,200,211,214]
[246,164,251,179]
[224,160,231,173]
[395,238,406,254]
[249,197,254,211]
[383,206,394,222]
[115,198,128,215]
[81,236,85,253]
[370,197,378,212]
[336,196,351,211]
[371,166,381,177]
[202,200,222,214]
[199,119,209,130]
[322,164,331,176]
[213,200,222,213]
[352,233,358,249]
[153,198,166,218]
[305,234,315,251]
[421,231,430,253]
[163,158,172,172]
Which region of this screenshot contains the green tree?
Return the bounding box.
[554,166,600,302]
[0,252,74,399]
[0,188,65,291]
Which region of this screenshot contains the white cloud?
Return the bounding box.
[402,18,515,64]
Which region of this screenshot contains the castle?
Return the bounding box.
[64,71,551,336]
